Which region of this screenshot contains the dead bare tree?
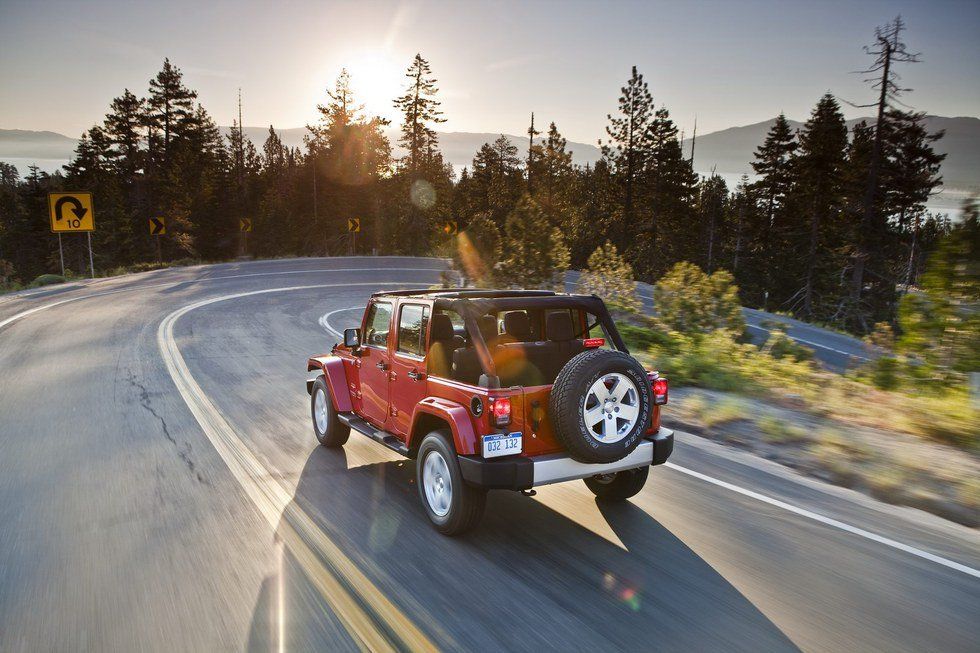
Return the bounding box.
[845,16,920,329]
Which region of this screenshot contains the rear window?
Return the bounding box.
[397,304,429,357]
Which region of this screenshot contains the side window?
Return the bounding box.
[364,302,392,348]
[397,304,429,357]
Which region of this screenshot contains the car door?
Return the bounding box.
[357,300,393,427]
[387,301,430,439]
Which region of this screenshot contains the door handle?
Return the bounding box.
[376,360,388,371]
[407,370,424,381]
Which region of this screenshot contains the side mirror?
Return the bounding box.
[343,328,361,348]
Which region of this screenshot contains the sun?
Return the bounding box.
[345,52,405,123]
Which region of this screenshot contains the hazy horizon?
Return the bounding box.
[2,0,978,146]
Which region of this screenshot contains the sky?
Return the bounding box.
[1,0,978,143]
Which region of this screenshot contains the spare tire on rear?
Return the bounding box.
[549,349,653,464]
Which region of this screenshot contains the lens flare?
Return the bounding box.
[410,180,435,209]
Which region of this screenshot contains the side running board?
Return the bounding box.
[336,413,410,457]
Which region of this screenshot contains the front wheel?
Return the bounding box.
[583,466,649,500]
[416,430,486,535]
[311,376,350,447]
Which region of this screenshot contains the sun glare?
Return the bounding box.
[345,52,404,123]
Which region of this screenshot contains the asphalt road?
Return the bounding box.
[0,256,976,652]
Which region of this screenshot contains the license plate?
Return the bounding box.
[482,432,522,458]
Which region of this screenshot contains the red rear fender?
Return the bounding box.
[410,398,478,455]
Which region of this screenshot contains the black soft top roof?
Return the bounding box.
[371,288,558,300]
[371,288,626,386]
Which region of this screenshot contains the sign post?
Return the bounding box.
[48,192,95,277]
[149,217,166,262]
[347,218,360,255]
[240,218,252,256]
[443,220,458,236]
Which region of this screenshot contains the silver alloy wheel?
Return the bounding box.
[314,387,329,434]
[422,450,453,517]
[582,372,640,443]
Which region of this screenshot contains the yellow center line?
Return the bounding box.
[158,283,441,652]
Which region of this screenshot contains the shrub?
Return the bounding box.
[871,356,901,390]
[30,274,66,287]
[653,262,745,334]
[763,329,814,362]
[578,241,639,312]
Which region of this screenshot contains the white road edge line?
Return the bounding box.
[744,324,871,360]
[664,462,980,579]
[0,266,444,332]
[158,282,441,652]
[319,306,363,338]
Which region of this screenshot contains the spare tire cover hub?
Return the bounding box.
[584,373,640,443]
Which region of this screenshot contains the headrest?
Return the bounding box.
[502,311,532,340]
[547,311,575,342]
[430,313,455,341]
[478,315,498,343]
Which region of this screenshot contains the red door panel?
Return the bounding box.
[358,301,393,427]
[388,302,430,439]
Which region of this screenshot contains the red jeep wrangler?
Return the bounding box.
[307,289,672,535]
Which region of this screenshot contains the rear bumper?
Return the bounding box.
[458,428,674,490]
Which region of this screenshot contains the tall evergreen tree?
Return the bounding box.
[393,54,445,172]
[146,59,198,165]
[750,113,797,298]
[788,93,848,319]
[601,66,653,224]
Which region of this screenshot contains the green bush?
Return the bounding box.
[871,356,901,390]
[653,261,745,334]
[30,274,66,288]
[578,241,639,312]
[764,329,814,362]
[618,323,675,352]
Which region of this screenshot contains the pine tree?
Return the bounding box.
[697,173,728,272]
[499,194,569,289]
[788,94,848,320]
[633,105,696,277]
[103,89,144,178]
[601,66,653,223]
[393,54,446,172]
[146,59,198,165]
[750,113,797,298]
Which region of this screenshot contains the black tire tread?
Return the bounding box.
[311,376,350,447]
[417,430,486,536]
[584,467,649,500]
[550,349,651,463]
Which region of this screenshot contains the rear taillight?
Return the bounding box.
[652,377,668,405]
[490,397,511,426]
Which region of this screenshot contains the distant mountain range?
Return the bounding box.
[3,115,977,192]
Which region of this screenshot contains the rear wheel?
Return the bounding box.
[311,376,349,447]
[583,466,649,500]
[416,430,486,535]
[551,349,653,463]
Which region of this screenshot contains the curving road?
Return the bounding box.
[0,257,976,652]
